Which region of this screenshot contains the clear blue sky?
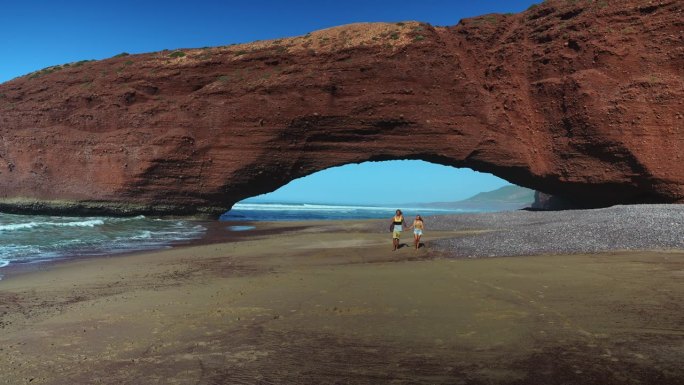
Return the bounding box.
[249,161,512,205]
[1,0,540,205]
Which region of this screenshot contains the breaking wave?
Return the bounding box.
[0,214,206,269]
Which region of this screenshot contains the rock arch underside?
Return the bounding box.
[0,0,682,217]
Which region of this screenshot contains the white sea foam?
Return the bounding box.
[0,244,42,256]
[107,215,146,223]
[131,230,153,239]
[0,222,39,231]
[55,219,105,227]
[234,203,393,211]
[233,202,464,213]
[0,214,206,269]
[0,219,105,232]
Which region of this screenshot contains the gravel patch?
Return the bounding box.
[422,204,684,258]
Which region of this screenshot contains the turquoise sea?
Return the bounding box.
[0,213,206,278]
[220,201,473,221]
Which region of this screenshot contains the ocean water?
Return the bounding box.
[0,201,484,278]
[220,201,475,222]
[0,213,206,277]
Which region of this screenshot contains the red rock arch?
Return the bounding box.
[0,0,682,216]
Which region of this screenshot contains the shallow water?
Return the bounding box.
[0,213,206,275]
[227,225,256,231]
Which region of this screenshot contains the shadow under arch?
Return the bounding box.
[215,150,634,216]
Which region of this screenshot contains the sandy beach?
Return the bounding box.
[1,218,683,384]
[2,0,682,383]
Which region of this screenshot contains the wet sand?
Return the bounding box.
[0,220,682,384]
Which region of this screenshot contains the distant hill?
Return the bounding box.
[411,185,534,211]
[459,185,535,205]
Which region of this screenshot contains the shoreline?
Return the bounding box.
[0,218,394,282]
[0,216,682,384]
[0,218,339,282]
[4,203,684,281]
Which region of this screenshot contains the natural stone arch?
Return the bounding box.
[0,0,681,217]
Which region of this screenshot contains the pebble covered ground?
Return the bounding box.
[424,204,684,257]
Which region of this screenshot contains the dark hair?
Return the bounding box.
[416,215,423,221]
[396,209,402,214]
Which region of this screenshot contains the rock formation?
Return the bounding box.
[0,0,682,216]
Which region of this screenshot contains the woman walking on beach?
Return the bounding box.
[390,209,406,251]
[409,215,425,250]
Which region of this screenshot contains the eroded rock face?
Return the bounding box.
[0,0,682,216]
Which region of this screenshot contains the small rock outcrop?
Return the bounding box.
[0,0,682,216]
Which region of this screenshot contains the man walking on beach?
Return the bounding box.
[390,209,406,251]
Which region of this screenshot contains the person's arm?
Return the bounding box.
[408,220,415,230]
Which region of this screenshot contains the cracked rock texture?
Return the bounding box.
[0,0,682,216]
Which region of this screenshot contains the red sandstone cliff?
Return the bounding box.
[0,0,682,216]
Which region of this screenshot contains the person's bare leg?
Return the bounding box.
[416,235,421,249]
[414,234,419,249]
[393,238,398,251]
